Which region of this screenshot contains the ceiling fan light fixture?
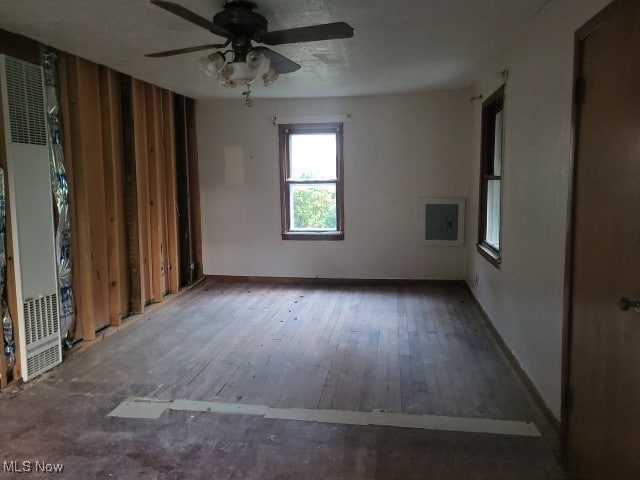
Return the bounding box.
[262,67,279,87]
[246,50,268,70]
[198,57,217,78]
[148,0,354,102]
[210,52,272,88]
[221,61,253,87]
[209,51,226,70]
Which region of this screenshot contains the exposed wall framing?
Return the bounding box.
[100,67,129,326]
[60,55,111,340]
[0,29,202,383]
[174,96,202,287]
[57,55,202,340]
[0,84,20,386]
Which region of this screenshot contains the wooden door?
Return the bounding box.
[568,0,640,478]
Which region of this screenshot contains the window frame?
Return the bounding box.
[477,86,505,267]
[279,122,344,241]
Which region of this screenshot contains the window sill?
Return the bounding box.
[282,232,344,241]
[477,243,501,268]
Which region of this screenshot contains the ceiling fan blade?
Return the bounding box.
[150,0,230,37]
[145,44,224,58]
[254,22,354,46]
[252,47,301,74]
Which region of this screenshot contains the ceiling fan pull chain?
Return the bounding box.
[242,88,254,107]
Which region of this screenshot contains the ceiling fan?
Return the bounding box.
[146,0,354,94]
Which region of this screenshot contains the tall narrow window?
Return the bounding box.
[279,123,344,240]
[478,86,504,266]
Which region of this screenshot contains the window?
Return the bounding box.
[477,86,504,266]
[279,123,344,240]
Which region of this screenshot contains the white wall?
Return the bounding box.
[197,92,470,279]
[466,0,612,420]
[197,0,616,420]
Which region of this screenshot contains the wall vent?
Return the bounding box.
[4,56,47,146]
[26,344,60,379]
[0,55,61,381]
[23,294,59,348]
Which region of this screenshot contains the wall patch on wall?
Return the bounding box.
[224,147,245,186]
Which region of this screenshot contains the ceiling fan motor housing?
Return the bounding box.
[214,1,267,37]
[214,0,268,61]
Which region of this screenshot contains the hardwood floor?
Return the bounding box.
[130,280,534,420]
[0,278,565,479]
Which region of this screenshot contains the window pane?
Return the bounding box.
[290,134,337,180]
[290,183,337,231]
[485,180,501,248]
[493,109,503,175]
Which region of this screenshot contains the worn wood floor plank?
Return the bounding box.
[51,279,543,423]
[0,278,567,480]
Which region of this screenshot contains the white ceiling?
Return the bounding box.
[0,0,551,100]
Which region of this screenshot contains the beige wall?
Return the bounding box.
[196,0,616,422]
[197,92,470,280]
[466,0,612,419]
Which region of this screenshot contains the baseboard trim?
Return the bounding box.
[207,274,465,287]
[187,275,206,290]
[463,282,563,452]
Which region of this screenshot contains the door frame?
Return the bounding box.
[562,0,631,455]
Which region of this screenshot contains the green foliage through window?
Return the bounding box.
[279,122,344,239]
[292,186,337,230]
